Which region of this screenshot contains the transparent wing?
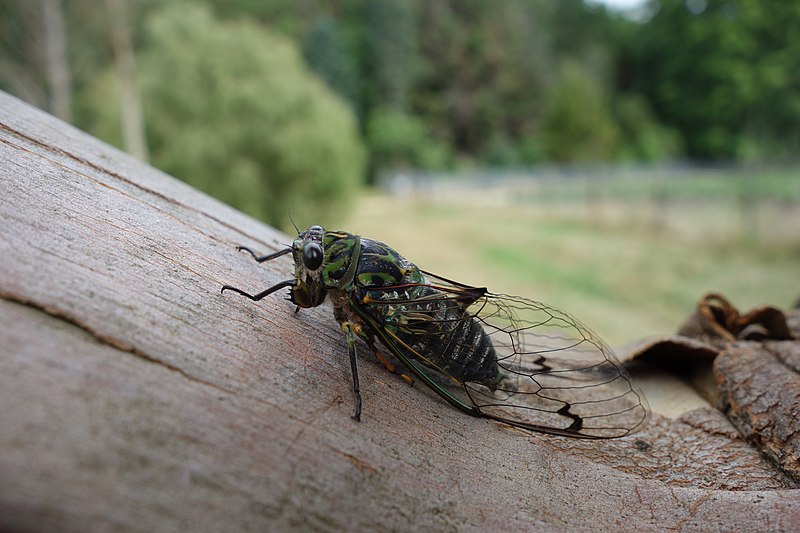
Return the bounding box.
[353,272,649,438]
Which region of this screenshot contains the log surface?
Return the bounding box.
[1,90,798,532]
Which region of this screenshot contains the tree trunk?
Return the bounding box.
[0,90,797,531]
[40,0,72,122]
[105,0,149,162]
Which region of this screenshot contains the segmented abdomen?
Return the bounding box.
[378,285,499,387]
[422,307,498,386]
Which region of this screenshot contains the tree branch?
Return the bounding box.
[0,90,796,531]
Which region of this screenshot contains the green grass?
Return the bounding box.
[342,177,799,346]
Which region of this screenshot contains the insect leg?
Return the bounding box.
[341,322,362,421]
[374,349,396,373]
[365,337,415,387]
[221,279,296,301]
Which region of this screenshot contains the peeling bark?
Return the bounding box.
[715,342,800,480]
[1,91,798,531]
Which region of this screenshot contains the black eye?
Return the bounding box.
[302,242,323,270]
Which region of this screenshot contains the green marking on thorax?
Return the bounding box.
[321,232,362,289]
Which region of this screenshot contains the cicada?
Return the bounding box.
[222,225,648,438]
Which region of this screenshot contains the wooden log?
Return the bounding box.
[1,90,798,531]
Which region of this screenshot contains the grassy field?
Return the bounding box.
[341,173,799,347]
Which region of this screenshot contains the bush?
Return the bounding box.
[614,94,683,162]
[366,107,452,172]
[84,3,365,229]
[542,61,619,162]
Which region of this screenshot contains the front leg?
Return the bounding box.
[221,279,296,301]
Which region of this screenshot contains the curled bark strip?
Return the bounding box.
[623,294,796,368]
[621,295,800,484]
[714,342,800,481]
[619,335,719,364]
[678,293,794,348]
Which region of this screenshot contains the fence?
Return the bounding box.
[378,164,800,245]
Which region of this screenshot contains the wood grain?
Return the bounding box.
[1,90,798,531]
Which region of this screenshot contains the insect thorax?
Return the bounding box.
[321,232,424,290]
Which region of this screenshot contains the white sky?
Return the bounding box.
[588,0,647,10]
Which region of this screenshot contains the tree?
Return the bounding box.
[82,2,365,229]
[363,0,417,112]
[0,0,72,118]
[414,0,553,163]
[365,107,452,172]
[542,60,619,162]
[41,0,72,121]
[614,93,682,162]
[303,14,360,110]
[105,0,148,161]
[622,0,800,160]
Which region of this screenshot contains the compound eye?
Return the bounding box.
[309,225,324,232]
[302,242,323,270]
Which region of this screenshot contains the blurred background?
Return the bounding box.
[2,0,798,345]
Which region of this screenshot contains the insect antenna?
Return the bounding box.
[237,246,292,263]
[288,210,299,234]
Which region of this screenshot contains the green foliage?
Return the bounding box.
[85,3,365,229]
[366,108,452,171]
[542,61,619,162]
[614,94,683,162]
[414,0,553,161]
[364,0,417,111]
[75,69,122,147]
[623,0,800,160]
[483,135,523,168]
[303,14,359,109]
[5,0,799,193]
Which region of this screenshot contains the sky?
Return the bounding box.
[589,0,647,10]
[587,0,656,22]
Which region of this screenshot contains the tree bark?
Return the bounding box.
[0,90,797,531]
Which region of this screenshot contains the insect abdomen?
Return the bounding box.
[353,238,498,386]
[440,313,498,386]
[392,288,499,387]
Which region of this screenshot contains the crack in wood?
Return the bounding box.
[0,290,234,394]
